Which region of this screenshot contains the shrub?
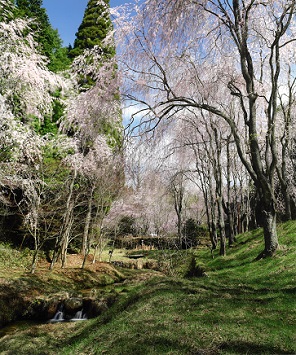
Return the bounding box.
[184,254,207,277]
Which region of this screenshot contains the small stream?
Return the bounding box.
[0,307,88,338]
[0,285,119,337]
[48,306,87,323]
[0,308,88,338]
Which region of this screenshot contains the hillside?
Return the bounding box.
[0,222,295,354]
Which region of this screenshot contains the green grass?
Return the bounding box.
[0,243,32,272]
[0,222,295,354]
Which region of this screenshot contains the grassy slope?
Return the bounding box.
[0,222,295,355]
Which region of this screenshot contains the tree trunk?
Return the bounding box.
[171,173,185,247]
[92,244,99,264]
[81,186,94,255]
[217,197,226,256]
[210,221,218,250]
[280,182,292,221]
[52,171,77,269]
[225,136,236,246]
[256,200,279,259]
[284,191,292,221]
[81,239,90,269]
[30,248,38,274]
[227,206,236,246]
[61,202,74,268]
[205,204,217,251]
[262,211,278,255]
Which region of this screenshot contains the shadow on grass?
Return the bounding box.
[281,286,296,294]
[219,340,292,354]
[107,334,217,355]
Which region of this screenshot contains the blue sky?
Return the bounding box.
[43,0,127,46]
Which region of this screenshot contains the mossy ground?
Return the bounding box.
[0,222,295,354]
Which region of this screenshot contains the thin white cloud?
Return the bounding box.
[122,101,147,128]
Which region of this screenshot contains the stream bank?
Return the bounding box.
[0,253,162,328]
[0,259,125,327]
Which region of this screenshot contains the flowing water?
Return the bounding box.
[70,309,87,322]
[48,305,87,323]
[48,310,65,323]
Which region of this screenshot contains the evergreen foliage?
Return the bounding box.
[67,0,122,150]
[14,0,71,72]
[118,216,136,236]
[32,89,65,136]
[70,0,115,59]
[182,218,208,248]
[0,0,15,21]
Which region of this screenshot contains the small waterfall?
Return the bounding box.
[48,302,88,323]
[49,307,65,323]
[70,309,87,322]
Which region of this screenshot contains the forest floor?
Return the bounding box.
[0,222,295,354]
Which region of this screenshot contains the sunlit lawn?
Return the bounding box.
[0,222,295,355]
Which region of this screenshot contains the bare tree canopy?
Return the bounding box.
[113,0,296,257]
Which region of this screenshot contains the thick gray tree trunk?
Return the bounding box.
[257,199,278,259]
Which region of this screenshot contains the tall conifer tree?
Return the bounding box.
[68,0,122,151]
[70,0,114,59]
[15,0,70,71]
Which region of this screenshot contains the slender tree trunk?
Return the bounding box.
[50,170,77,270]
[226,204,235,246]
[29,194,40,274]
[240,183,251,234]
[171,173,185,247]
[175,195,183,246]
[278,66,293,221]
[97,232,104,262]
[92,243,99,264]
[277,158,292,221]
[50,239,61,270]
[225,137,236,246]
[81,238,90,269]
[30,251,38,274]
[81,186,94,255]
[217,197,226,256]
[205,193,217,251]
[209,177,218,250]
[212,126,226,256]
[30,234,38,274]
[61,201,74,268]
